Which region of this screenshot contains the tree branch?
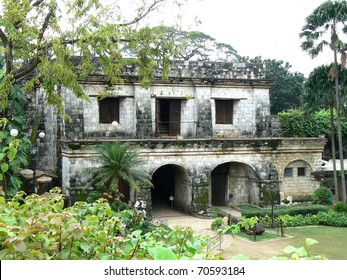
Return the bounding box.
[119,0,168,27]
[30,0,45,7]
[13,58,41,81]
[0,28,8,46]
[38,11,53,42]
[0,29,14,76]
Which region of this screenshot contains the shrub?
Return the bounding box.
[211,217,223,230]
[242,204,328,218]
[334,201,347,213]
[0,189,218,260]
[313,187,333,205]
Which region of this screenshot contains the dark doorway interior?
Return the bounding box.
[211,163,229,206]
[152,165,175,208]
[156,99,181,136]
[118,179,130,203]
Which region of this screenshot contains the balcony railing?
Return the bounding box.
[136,121,198,139]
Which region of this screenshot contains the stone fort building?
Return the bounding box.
[31,60,326,218]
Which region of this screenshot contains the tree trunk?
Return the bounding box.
[329,104,339,201]
[334,49,347,202]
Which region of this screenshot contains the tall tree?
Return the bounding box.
[265,59,305,115]
[300,0,347,202]
[0,0,185,118]
[302,65,347,200]
[126,27,240,62]
[243,56,305,114]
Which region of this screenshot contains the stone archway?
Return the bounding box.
[151,164,192,213]
[211,162,259,207]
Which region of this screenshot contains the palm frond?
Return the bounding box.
[86,141,152,193]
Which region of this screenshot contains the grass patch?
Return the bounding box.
[237,230,282,242]
[236,204,261,211]
[284,226,347,260]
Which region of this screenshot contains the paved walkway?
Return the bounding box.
[151,207,295,259]
[151,206,242,253]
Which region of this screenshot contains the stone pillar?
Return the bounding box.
[134,86,153,139]
[195,87,212,138]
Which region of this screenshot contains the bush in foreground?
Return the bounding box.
[0,188,217,260]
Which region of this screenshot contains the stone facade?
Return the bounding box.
[30,60,326,217]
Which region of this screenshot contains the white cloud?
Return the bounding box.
[158,0,337,76]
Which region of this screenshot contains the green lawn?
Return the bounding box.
[284,226,347,260]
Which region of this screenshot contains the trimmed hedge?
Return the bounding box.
[334,202,347,213]
[242,204,328,218]
[275,212,347,227]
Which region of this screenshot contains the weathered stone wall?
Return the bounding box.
[24,59,326,214]
[228,163,259,206]
[59,138,326,210]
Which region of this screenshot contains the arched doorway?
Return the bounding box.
[211,162,259,206]
[151,164,192,213]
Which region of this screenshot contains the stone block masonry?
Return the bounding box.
[24,59,326,214]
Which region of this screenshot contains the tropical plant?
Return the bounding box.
[303,64,347,200]
[86,142,153,199]
[300,0,347,202]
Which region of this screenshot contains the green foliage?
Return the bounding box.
[242,204,328,218]
[218,217,258,235]
[334,201,347,213]
[278,238,326,260]
[300,0,347,58]
[265,59,305,114]
[278,109,347,137]
[233,238,326,260]
[0,1,186,115]
[151,27,240,62]
[302,64,347,112]
[194,182,209,212]
[242,57,304,114]
[86,141,152,194]
[276,211,347,227]
[314,187,333,205]
[211,217,223,230]
[0,188,218,260]
[0,71,31,196]
[0,119,29,197]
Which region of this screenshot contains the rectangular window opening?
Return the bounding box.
[284,167,293,177]
[215,99,233,124]
[297,167,306,177]
[99,98,120,124]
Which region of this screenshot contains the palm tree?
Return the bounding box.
[87,141,153,199]
[300,0,347,202]
[303,65,347,200]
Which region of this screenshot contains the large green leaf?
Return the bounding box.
[1,162,9,173]
[149,246,177,260]
[13,239,26,253]
[306,238,319,246]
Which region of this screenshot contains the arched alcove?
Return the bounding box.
[211,162,259,206]
[151,164,192,213]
